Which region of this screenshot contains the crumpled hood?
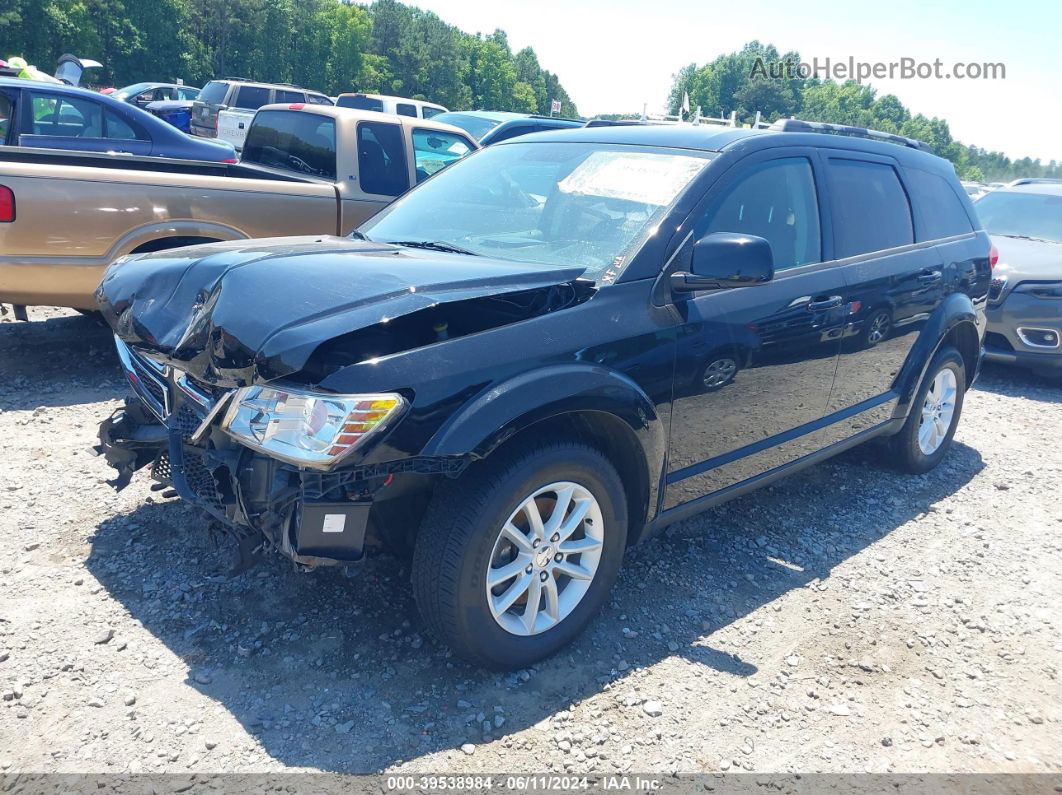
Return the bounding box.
[96,236,585,385]
[992,234,1062,283]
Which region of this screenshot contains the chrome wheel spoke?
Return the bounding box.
[487,556,529,588]
[554,559,593,580]
[544,484,574,536]
[492,573,532,615]
[542,576,560,622]
[523,499,546,540]
[558,535,602,554]
[501,522,535,554]
[521,576,543,632]
[556,497,592,543]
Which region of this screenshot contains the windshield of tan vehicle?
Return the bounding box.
[360,142,712,281]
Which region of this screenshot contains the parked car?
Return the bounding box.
[93,119,990,669]
[113,82,200,108]
[0,104,476,310]
[144,99,194,133]
[976,181,1062,377]
[432,110,583,145]
[336,93,447,119]
[190,79,333,150]
[0,77,235,162]
[961,180,987,200]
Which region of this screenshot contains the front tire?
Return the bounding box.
[411,438,628,669]
[886,345,965,474]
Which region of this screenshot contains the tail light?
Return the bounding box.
[0,185,14,222]
[989,243,999,269]
[223,157,238,164]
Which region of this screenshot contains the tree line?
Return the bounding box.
[1,0,579,116]
[666,42,1059,183]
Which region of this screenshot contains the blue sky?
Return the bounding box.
[397,0,1062,163]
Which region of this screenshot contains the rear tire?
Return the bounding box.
[411,438,628,670]
[886,345,965,474]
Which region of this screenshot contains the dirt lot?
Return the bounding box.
[1,307,1059,775]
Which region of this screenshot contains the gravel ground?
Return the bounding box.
[0,306,1059,775]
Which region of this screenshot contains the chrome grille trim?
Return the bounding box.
[114,336,169,420]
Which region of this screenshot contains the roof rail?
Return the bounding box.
[769,118,933,152]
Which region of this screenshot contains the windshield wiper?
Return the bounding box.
[386,240,480,256]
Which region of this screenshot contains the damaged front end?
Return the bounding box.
[96,337,465,569]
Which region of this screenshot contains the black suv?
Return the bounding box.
[95,119,991,670]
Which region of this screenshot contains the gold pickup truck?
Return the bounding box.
[0,104,477,310]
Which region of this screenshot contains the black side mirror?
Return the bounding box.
[671,232,774,292]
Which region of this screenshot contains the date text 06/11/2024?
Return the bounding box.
[384,776,663,791]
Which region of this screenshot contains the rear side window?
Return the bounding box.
[338,95,384,112]
[29,93,103,138]
[396,103,417,117]
[275,89,304,104]
[357,121,408,196]
[422,105,445,119]
[828,159,914,257]
[242,109,337,179]
[490,124,535,144]
[905,168,975,240]
[233,86,270,110]
[699,157,822,270]
[105,110,145,140]
[198,81,229,105]
[0,92,13,144]
[308,94,332,106]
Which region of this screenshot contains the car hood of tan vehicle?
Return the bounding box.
[96,235,585,385]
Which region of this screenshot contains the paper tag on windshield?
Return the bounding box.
[558,151,707,206]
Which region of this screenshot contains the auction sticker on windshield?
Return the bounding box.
[558,151,707,206]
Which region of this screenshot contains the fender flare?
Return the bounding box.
[892,291,980,418]
[421,363,668,512]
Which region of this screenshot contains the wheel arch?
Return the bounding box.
[421,364,667,543]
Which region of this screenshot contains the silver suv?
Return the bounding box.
[190,79,332,144]
[977,180,1062,377]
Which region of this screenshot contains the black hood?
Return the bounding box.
[97,236,586,385]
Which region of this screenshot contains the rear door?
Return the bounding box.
[822,151,945,415]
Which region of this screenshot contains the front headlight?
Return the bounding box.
[221,385,406,469]
[1014,281,1062,299]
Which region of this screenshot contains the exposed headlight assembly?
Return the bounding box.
[221,386,406,469]
[1014,281,1062,299]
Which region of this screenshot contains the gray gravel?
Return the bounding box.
[1,307,1060,774]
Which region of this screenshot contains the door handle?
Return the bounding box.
[807,295,843,311]
[918,270,943,284]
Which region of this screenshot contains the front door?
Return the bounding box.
[665,152,845,509]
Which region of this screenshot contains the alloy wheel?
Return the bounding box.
[918,368,958,455]
[485,482,604,636]
[703,357,738,389]
[867,311,891,345]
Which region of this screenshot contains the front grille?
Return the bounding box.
[180,447,225,514]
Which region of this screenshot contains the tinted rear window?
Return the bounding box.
[905,168,975,240]
[198,81,229,105]
[396,103,417,117]
[337,95,384,112]
[827,159,914,258]
[357,121,408,196]
[242,109,337,179]
[275,89,304,104]
[422,105,445,119]
[233,85,271,110]
[308,94,333,106]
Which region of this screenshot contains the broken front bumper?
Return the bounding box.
[97,340,384,567]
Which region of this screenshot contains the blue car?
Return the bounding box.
[430,110,583,146]
[0,77,236,162]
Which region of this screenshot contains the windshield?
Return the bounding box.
[361,142,712,282]
[976,191,1062,244]
[115,82,153,99]
[431,112,505,141]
